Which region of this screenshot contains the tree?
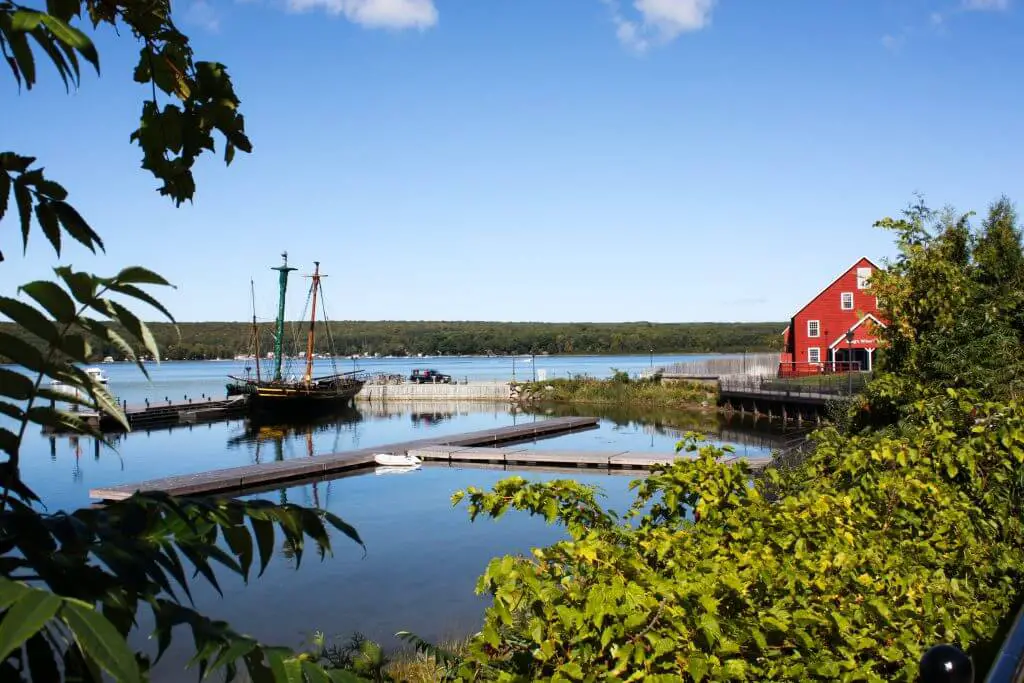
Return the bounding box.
[1,2,364,680]
[863,195,1024,427]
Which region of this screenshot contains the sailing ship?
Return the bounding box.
[227,253,365,422]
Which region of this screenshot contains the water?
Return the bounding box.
[86,352,731,405]
[14,356,789,679]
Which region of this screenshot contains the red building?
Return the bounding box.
[779,257,886,376]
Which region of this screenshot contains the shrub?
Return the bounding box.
[450,392,1024,681]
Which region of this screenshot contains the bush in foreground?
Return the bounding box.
[451,392,1024,681]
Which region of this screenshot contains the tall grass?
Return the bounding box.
[384,637,471,682]
[517,374,716,408]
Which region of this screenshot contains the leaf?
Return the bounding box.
[250,516,275,577]
[35,201,61,254]
[107,300,159,361]
[6,26,36,88]
[13,176,32,253]
[52,200,103,252]
[25,406,97,436]
[301,660,331,683]
[113,266,172,286]
[0,577,29,611]
[39,15,99,75]
[18,280,77,322]
[10,11,44,31]
[0,586,62,662]
[26,632,60,683]
[0,366,37,401]
[103,282,176,324]
[0,331,46,372]
[29,24,72,91]
[222,523,254,577]
[45,0,81,23]
[60,600,141,683]
[0,170,10,222]
[0,295,59,344]
[208,637,258,674]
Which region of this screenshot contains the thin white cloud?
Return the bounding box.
[881,33,903,51]
[962,0,1010,10]
[184,0,220,31]
[286,0,438,29]
[603,0,717,52]
[883,0,1010,51]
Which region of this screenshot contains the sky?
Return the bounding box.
[3,0,1023,324]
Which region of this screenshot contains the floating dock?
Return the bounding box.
[89,416,600,501]
[47,396,249,434]
[409,445,772,470]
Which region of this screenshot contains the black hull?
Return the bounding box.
[246,381,365,424]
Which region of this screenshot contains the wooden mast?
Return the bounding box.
[303,261,323,384]
[251,279,261,383]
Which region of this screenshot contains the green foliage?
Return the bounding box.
[0,0,251,205]
[0,320,786,361]
[0,493,364,681]
[0,0,368,680]
[516,375,716,408]
[450,399,1024,680]
[866,195,1024,424]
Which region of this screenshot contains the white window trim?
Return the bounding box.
[856,267,872,290]
[807,320,820,338]
[808,347,821,364]
[840,292,854,310]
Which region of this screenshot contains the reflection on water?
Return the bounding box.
[34,399,808,683]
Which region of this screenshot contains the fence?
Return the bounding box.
[778,360,861,378]
[356,381,512,402]
[658,352,779,378]
[719,372,872,398]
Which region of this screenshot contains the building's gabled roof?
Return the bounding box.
[789,257,882,320]
[827,313,888,349]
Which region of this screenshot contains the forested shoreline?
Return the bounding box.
[0,320,784,361]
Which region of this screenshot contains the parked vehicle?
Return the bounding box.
[409,368,452,384]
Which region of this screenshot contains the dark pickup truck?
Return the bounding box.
[409,368,452,384]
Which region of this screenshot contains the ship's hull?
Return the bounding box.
[246,379,365,422]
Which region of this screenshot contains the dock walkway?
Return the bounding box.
[89,416,599,501]
[409,445,772,470]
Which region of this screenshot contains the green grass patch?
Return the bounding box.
[515,374,716,408]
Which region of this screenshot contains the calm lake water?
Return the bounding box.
[16,356,790,680]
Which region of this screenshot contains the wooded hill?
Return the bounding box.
[1,321,785,361]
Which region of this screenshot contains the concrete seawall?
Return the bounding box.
[357,381,512,402]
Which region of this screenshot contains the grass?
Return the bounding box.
[515,373,717,409]
[384,637,471,682]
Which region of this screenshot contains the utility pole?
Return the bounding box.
[846,331,854,395]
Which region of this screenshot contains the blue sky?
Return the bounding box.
[3,0,1022,323]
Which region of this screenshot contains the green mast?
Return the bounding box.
[271,252,297,381]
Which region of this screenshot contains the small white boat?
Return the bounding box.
[375,465,422,476]
[101,356,114,364]
[373,453,422,467]
[84,367,110,384]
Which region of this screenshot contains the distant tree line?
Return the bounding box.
[0,320,785,362]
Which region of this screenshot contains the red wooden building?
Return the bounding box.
[779,257,886,376]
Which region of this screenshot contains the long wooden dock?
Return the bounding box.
[89,416,600,501]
